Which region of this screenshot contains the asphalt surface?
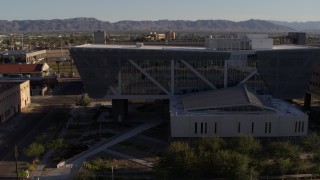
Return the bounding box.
[0,78,85,179]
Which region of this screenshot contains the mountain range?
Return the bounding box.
[0,18,295,33]
[270,20,320,32]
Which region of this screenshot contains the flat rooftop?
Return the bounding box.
[170,88,306,116]
[72,44,318,52]
[0,81,22,94]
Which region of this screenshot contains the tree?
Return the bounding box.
[192,137,224,177]
[72,169,96,180]
[24,143,45,160]
[268,141,300,160]
[48,138,68,156]
[275,158,292,175]
[215,150,255,179]
[302,132,320,152]
[77,94,91,106]
[157,141,197,178]
[228,135,261,155]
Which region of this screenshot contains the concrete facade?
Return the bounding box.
[1,50,46,64]
[94,30,107,44]
[0,80,31,124]
[171,114,307,137]
[170,86,308,137]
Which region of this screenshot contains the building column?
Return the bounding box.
[304,92,311,110]
[112,99,128,122]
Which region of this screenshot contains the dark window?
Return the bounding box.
[195,122,197,134]
[269,122,271,133]
[238,122,241,133]
[201,123,203,134]
[214,122,217,134]
[265,122,268,133]
[295,121,297,132]
[298,122,301,132]
[302,122,304,132]
[251,122,254,133]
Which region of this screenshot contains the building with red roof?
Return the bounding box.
[0,63,50,77]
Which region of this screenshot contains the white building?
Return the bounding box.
[205,34,273,51]
[170,85,307,137]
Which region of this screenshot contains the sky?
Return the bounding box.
[2,0,320,22]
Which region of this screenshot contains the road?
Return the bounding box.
[0,78,85,179]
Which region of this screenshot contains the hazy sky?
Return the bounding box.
[2,0,320,22]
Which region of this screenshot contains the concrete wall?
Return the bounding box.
[170,113,308,137]
[0,80,31,124]
[251,38,273,50]
[46,49,70,61]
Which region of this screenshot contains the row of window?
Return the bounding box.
[310,81,320,87]
[195,122,218,134]
[295,121,304,133]
[194,121,305,135]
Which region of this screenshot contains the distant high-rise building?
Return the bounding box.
[94,30,107,44]
[288,32,306,45]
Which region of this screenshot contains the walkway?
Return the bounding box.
[104,149,154,168]
[32,106,76,178]
[36,118,163,180]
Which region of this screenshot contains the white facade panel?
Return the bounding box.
[251,38,273,50]
[170,113,308,138]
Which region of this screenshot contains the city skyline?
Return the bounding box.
[2,0,320,22]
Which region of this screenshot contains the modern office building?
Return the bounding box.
[0,80,31,124]
[70,33,320,137]
[170,85,307,137]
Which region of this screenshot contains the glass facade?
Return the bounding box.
[70,45,320,99]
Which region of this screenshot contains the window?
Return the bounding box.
[214,122,217,134]
[194,122,197,134]
[265,122,268,133]
[269,122,271,133]
[201,123,203,134]
[302,122,304,132]
[298,122,301,132]
[251,122,254,134]
[238,122,241,133]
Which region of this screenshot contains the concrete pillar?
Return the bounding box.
[304,92,311,110]
[112,99,128,122]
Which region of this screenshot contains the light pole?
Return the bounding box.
[10,34,14,50]
[59,35,63,58]
[14,145,19,180]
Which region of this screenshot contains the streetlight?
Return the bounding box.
[10,34,14,50]
[59,35,63,58]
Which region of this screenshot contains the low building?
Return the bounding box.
[205,34,273,51]
[0,80,31,124]
[0,63,50,77]
[0,50,46,64]
[165,31,176,41]
[170,85,307,137]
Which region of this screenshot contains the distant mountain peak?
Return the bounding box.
[0,18,294,33]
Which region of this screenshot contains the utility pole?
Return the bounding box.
[59,35,63,58]
[14,145,19,180]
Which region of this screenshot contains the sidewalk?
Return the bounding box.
[35,118,163,179]
[104,149,154,168]
[32,106,77,178]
